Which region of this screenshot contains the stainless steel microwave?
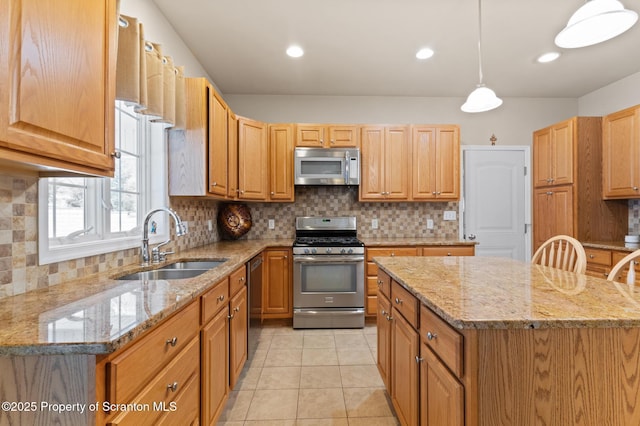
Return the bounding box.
[294,147,360,186]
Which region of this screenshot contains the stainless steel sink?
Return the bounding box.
[161,260,227,270]
[116,259,227,280]
[116,269,209,281]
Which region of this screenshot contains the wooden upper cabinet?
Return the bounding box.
[169,79,231,199]
[603,105,640,199]
[238,117,268,200]
[533,118,574,188]
[360,126,410,201]
[208,90,229,197]
[296,124,359,148]
[227,110,239,199]
[0,0,117,176]
[412,126,460,201]
[268,124,295,201]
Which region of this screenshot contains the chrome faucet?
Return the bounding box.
[141,207,188,265]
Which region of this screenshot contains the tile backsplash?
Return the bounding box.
[3,171,639,299]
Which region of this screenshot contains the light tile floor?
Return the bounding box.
[217,323,399,425]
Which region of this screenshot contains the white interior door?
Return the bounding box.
[462,147,530,261]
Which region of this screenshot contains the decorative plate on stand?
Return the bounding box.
[217,203,252,240]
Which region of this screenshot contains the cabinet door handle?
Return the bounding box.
[239,277,245,282]
[546,191,553,195]
[634,187,639,191]
[394,297,403,305]
[228,313,235,319]
[217,295,225,302]
[111,151,121,159]
[212,182,217,187]
[270,191,274,195]
[234,306,241,312]
[386,315,393,321]
[415,356,424,364]
[426,331,437,341]
[589,254,595,259]
[167,382,179,392]
[381,309,387,316]
[166,337,178,347]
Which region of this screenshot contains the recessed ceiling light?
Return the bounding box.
[416,48,434,60]
[537,52,561,63]
[286,45,304,58]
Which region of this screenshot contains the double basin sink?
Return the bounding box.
[116,260,227,281]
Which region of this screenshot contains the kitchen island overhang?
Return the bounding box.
[374,255,640,426]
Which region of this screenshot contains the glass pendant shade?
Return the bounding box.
[555,0,638,48]
[461,84,503,113]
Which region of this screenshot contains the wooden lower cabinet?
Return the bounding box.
[262,248,292,318]
[229,285,248,389]
[585,246,640,284]
[391,305,420,426]
[201,306,229,426]
[420,343,464,426]
[376,289,392,390]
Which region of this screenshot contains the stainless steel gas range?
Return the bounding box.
[292,216,365,329]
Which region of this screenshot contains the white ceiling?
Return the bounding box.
[152,0,640,98]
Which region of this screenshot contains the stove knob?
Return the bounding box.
[326,248,332,254]
[340,248,346,254]
[311,248,317,254]
[304,248,310,254]
[348,248,353,254]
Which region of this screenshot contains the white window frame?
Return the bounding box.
[38,106,170,265]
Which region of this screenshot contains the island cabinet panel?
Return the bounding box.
[0,0,117,176]
[474,327,640,426]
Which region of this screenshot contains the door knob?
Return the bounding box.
[468,234,476,240]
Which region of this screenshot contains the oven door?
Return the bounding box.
[293,254,365,308]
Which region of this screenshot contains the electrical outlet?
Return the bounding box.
[372,218,379,229]
[207,219,213,231]
[443,211,457,221]
[427,219,434,229]
[268,219,275,229]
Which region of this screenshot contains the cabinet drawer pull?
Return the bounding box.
[589,254,595,259]
[239,277,245,282]
[217,295,225,302]
[634,187,639,191]
[394,297,403,305]
[167,382,179,392]
[426,331,437,341]
[381,309,387,316]
[233,306,241,312]
[546,191,553,195]
[447,252,452,256]
[415,356,424,364]
[166,337,178,347]
[228,313,235,319]
[386,315,393,322]
[377,279,383,286]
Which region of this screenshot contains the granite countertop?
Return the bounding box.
[359,237,476,247]
[582,240,639,252]
[0,239,292,356]
[374,256,640,331]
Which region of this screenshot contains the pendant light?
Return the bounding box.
[555,0,638,48]
[461,0,502,113]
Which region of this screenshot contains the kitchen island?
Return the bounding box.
[374,256,640,426]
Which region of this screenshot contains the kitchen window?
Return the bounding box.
[38,101,169,264]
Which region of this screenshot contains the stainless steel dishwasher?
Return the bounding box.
[247,253,263,356]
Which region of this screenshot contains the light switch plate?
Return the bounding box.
[443,211,457,221]
[268,219,275,229]
[427,219,434,229]
[372,218,379,229]
[207,219,213,231]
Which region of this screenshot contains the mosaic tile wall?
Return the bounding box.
[0,173,220,299]
[3,169,639,299]
[225,186,461,241]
